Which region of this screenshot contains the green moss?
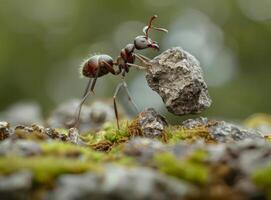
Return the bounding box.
[54,128,69,136]
[164,126,216,144]
[80,121,136,151]
[40,141,103,162]
[80,120,216,151]
[0,156,99,184]
[154,151,208,185]
[252,163,271,198]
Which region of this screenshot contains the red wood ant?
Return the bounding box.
[74,15,168,129]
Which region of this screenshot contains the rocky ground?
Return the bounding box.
[0,47,270,200]
[0,101,270,200]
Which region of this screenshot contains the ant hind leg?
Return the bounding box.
[73,68,100,128]
[113,82,123,129]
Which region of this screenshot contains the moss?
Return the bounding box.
[80,120,218,152]
[0,156,99,185]
[252,163,271,198]
[127,117,143,137]
[164,126,216,144]
[265,135,271,142]
[0,139,138,185]
[40,141,103,162]
[81,121,137,151]
[154,150,208,185]
[244,113,271,128]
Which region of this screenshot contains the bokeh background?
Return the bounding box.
[0,0,271,123]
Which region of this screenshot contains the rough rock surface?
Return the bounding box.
[0,171,32,200]
[137,108,168,137]
[0,139,42,156]
[47,165,191,200]
[67,128,85,145]
[124,137,166,164]
[145,47,212,115]
[0,121,11,140]
[181,117,264,142]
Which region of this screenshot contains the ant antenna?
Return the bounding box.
[143,15,168,39]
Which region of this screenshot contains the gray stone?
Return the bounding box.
[209,121,264,142]
[124,137,166,164]
[67,128,85,146]
[0,171,32,200]
[47,165,191,200]
[145,47,212,115]
[47,99,115,132]
[68,128,79,144]
[181,117,209,129]
[181,117,264,142]
[90,101,115,124]
[0,139,42,156]
[0,121,11,141]
[0,102,43,126]
[137,108,168,138]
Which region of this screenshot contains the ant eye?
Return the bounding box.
[141,39,146,43]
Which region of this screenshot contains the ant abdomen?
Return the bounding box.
[82,54,114,78]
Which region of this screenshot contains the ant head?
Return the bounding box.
[134,35,159,50]
[134,15,168,51]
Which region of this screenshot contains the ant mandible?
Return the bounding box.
[74,15,168,129]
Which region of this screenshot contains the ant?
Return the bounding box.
[74,15,168,129]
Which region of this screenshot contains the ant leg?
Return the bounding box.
[74,89,92,128]
[113,80,139,129]
[101,60,119,75]
[127,63,145,70]
[113,82,123,129]
[90,66,101,93]
[121,80,139,113]
[135,53,151,62]
[82,78,92,97]
[134,54,152,68]
[74,68,100,128]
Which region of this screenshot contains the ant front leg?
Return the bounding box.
[122,80,139,112]
[134,54,152,68]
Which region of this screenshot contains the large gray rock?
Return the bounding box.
[47,165,192,200]
[145,47,212,115]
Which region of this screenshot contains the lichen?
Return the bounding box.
[154,150,208,185]
[0,156,99,184]
[40,141,103,162]
[252,163,271,199]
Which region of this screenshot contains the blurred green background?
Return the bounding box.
[0,0,270,122]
